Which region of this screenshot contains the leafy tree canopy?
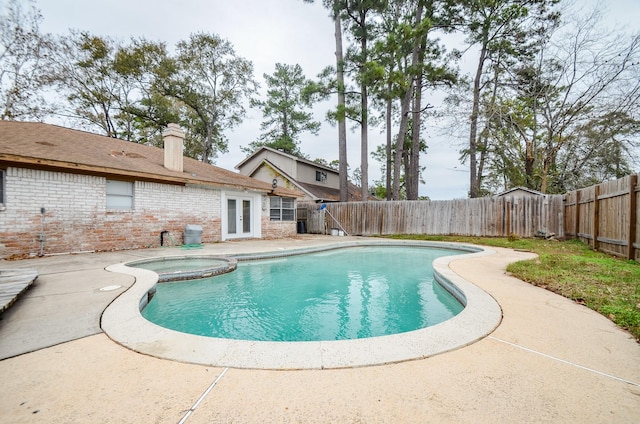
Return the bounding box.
[244,63,319,157]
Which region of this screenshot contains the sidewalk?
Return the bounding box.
[1,236,639,423]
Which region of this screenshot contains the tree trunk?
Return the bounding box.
[334,16,349,202]
[477,132,486,192]
[403,142,410,196]
[385,87,392,200]
[469,38,488,198]
[526,50,544,190]
[203,116,215,164]
[407,90,420,200]
[525,140,535,187]
[407,37,425,200]
[392,85,413,200]
[540,160,550,193]
[360,70,369,201]
[392,2,423,200]
[359,10,369,202]
[540,132,559,194]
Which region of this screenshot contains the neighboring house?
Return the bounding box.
[0,122,301,259]
[235,146,371,203]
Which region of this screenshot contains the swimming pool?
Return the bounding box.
[140,246,464,342]
[102,240,502,369]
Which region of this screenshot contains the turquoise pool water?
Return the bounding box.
[141,246,464,342]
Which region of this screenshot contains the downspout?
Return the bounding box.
[39,207,45,256]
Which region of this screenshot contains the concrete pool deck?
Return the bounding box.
[1,235,639,422]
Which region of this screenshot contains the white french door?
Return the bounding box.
[224,194,257,239]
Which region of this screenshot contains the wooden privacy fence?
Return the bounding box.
[300,195,565,239]
[299,173,639,260]
[564,173,639,261]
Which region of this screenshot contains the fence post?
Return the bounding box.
[505,198,511,236]
[628,174,638,260]
[593,185,600,250]
[574,190,581,238]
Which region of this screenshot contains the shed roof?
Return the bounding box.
[496,186,546,197]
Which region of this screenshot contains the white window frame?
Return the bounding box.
[270,196,295,221]
[106,179,134,210]
[316,170,327,183]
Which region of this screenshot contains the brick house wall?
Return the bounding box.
[0,166,279,259]
[261,216,298,239]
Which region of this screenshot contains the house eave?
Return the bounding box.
[0,154,271,192]
[0,154,186,185]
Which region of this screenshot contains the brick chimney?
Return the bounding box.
[162,123,184,172]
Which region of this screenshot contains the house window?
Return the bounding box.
[0,169,5,207]
[316,170,327,183]
[106,180,134,210]
[270,196,295,221]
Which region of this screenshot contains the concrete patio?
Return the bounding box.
[1,235,638,423]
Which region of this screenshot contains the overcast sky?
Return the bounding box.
[35,0,639,200]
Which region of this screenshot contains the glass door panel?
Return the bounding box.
[227,199,237,234]
[242,200,251,233]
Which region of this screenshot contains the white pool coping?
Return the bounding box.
[101,240,501,370]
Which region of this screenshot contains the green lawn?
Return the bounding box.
[384,234,640,341]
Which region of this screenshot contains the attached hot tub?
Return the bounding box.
[128,255,236,282]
